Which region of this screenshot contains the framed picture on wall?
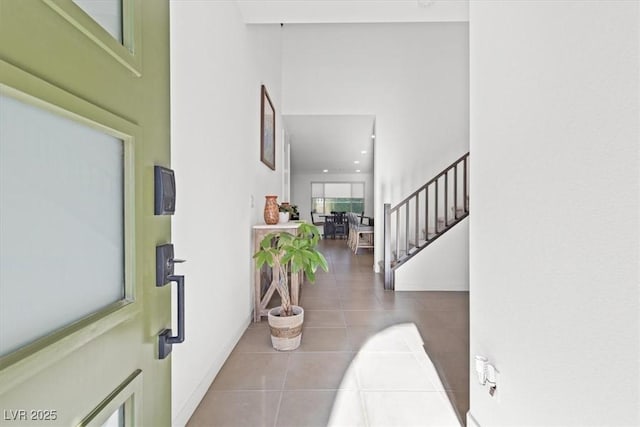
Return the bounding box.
[260,85,275,170]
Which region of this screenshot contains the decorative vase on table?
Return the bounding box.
[264,195,279,225]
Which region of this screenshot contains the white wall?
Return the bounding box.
[170,2,283,425]
[469,1,639,425]
[291,172,374,223]
[282,23,469,288]
[395,218,468,291]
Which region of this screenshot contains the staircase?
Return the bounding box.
[383,153,469,290]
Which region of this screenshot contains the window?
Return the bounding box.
[0,93,127,356]
[72,0,123,43]
[311,182,364,214]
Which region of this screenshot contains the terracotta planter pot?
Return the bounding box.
[267,306,304,351]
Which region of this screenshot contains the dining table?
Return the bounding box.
[319,213,347,239]
[318,213,374,225]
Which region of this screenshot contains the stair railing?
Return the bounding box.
[383,153,469,290]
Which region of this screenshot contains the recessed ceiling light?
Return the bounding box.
[355,169,361,173]
[323,169,328,173]
[354,160,360,164]
[361,150,367,154]
[371,134,376,139]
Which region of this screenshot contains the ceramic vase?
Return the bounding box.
[264,195,279,225]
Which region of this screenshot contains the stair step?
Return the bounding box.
[391,218,466,267]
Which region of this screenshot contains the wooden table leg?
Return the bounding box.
[253,229,265,322]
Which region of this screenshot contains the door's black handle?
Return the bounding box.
[158,274,185,359]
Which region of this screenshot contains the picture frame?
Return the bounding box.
[260,85,275,170]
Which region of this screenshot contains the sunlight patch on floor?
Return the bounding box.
[328,323,461,427]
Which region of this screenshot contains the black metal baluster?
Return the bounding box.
[405,202,410,256]
[425,184,429,240]
[454,164,458,220]
[435,179,439,233]
[444,171,448,227]
[466,156,469,212]
[395,209,400,262]
[415,193,420,247]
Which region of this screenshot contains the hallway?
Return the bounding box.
[188,239,469,426]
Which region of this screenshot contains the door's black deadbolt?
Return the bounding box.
[154,166,176,215]
[156,243,186,359]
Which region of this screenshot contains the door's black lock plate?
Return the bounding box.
[156,244,175,287]
[154,166,176,215]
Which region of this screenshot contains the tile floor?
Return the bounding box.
[188,239,469,427]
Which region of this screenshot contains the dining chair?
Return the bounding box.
[323,214,337,239]
[310,211,324,226]
[350,212,374,254]
[333,212,347,239]
[347,212,358,249]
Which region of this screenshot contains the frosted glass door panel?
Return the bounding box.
[101,405,124,427]
[73,0,123,43]
[0,94,125,356]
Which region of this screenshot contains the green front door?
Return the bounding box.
[0,1,172,425]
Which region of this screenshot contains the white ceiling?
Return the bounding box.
[237,0,469,24]
[242,0,467,176]
[284,115,375,175]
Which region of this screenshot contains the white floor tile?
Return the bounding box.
[357,326,413,353]
[327,390,367,427]
[354,352,444,391]
[362,391,461,427]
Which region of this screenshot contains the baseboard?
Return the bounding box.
[171,314,251,427]
[467,412,481,427]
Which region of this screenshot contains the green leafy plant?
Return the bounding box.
[278,203,298,215]
[253,222,328,316]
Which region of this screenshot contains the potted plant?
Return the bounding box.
[278,203,291,223]
[288,204,300,220]
[253,222,328,350]
[278,202,299,223]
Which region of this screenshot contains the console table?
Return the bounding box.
[252,222,303,322]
